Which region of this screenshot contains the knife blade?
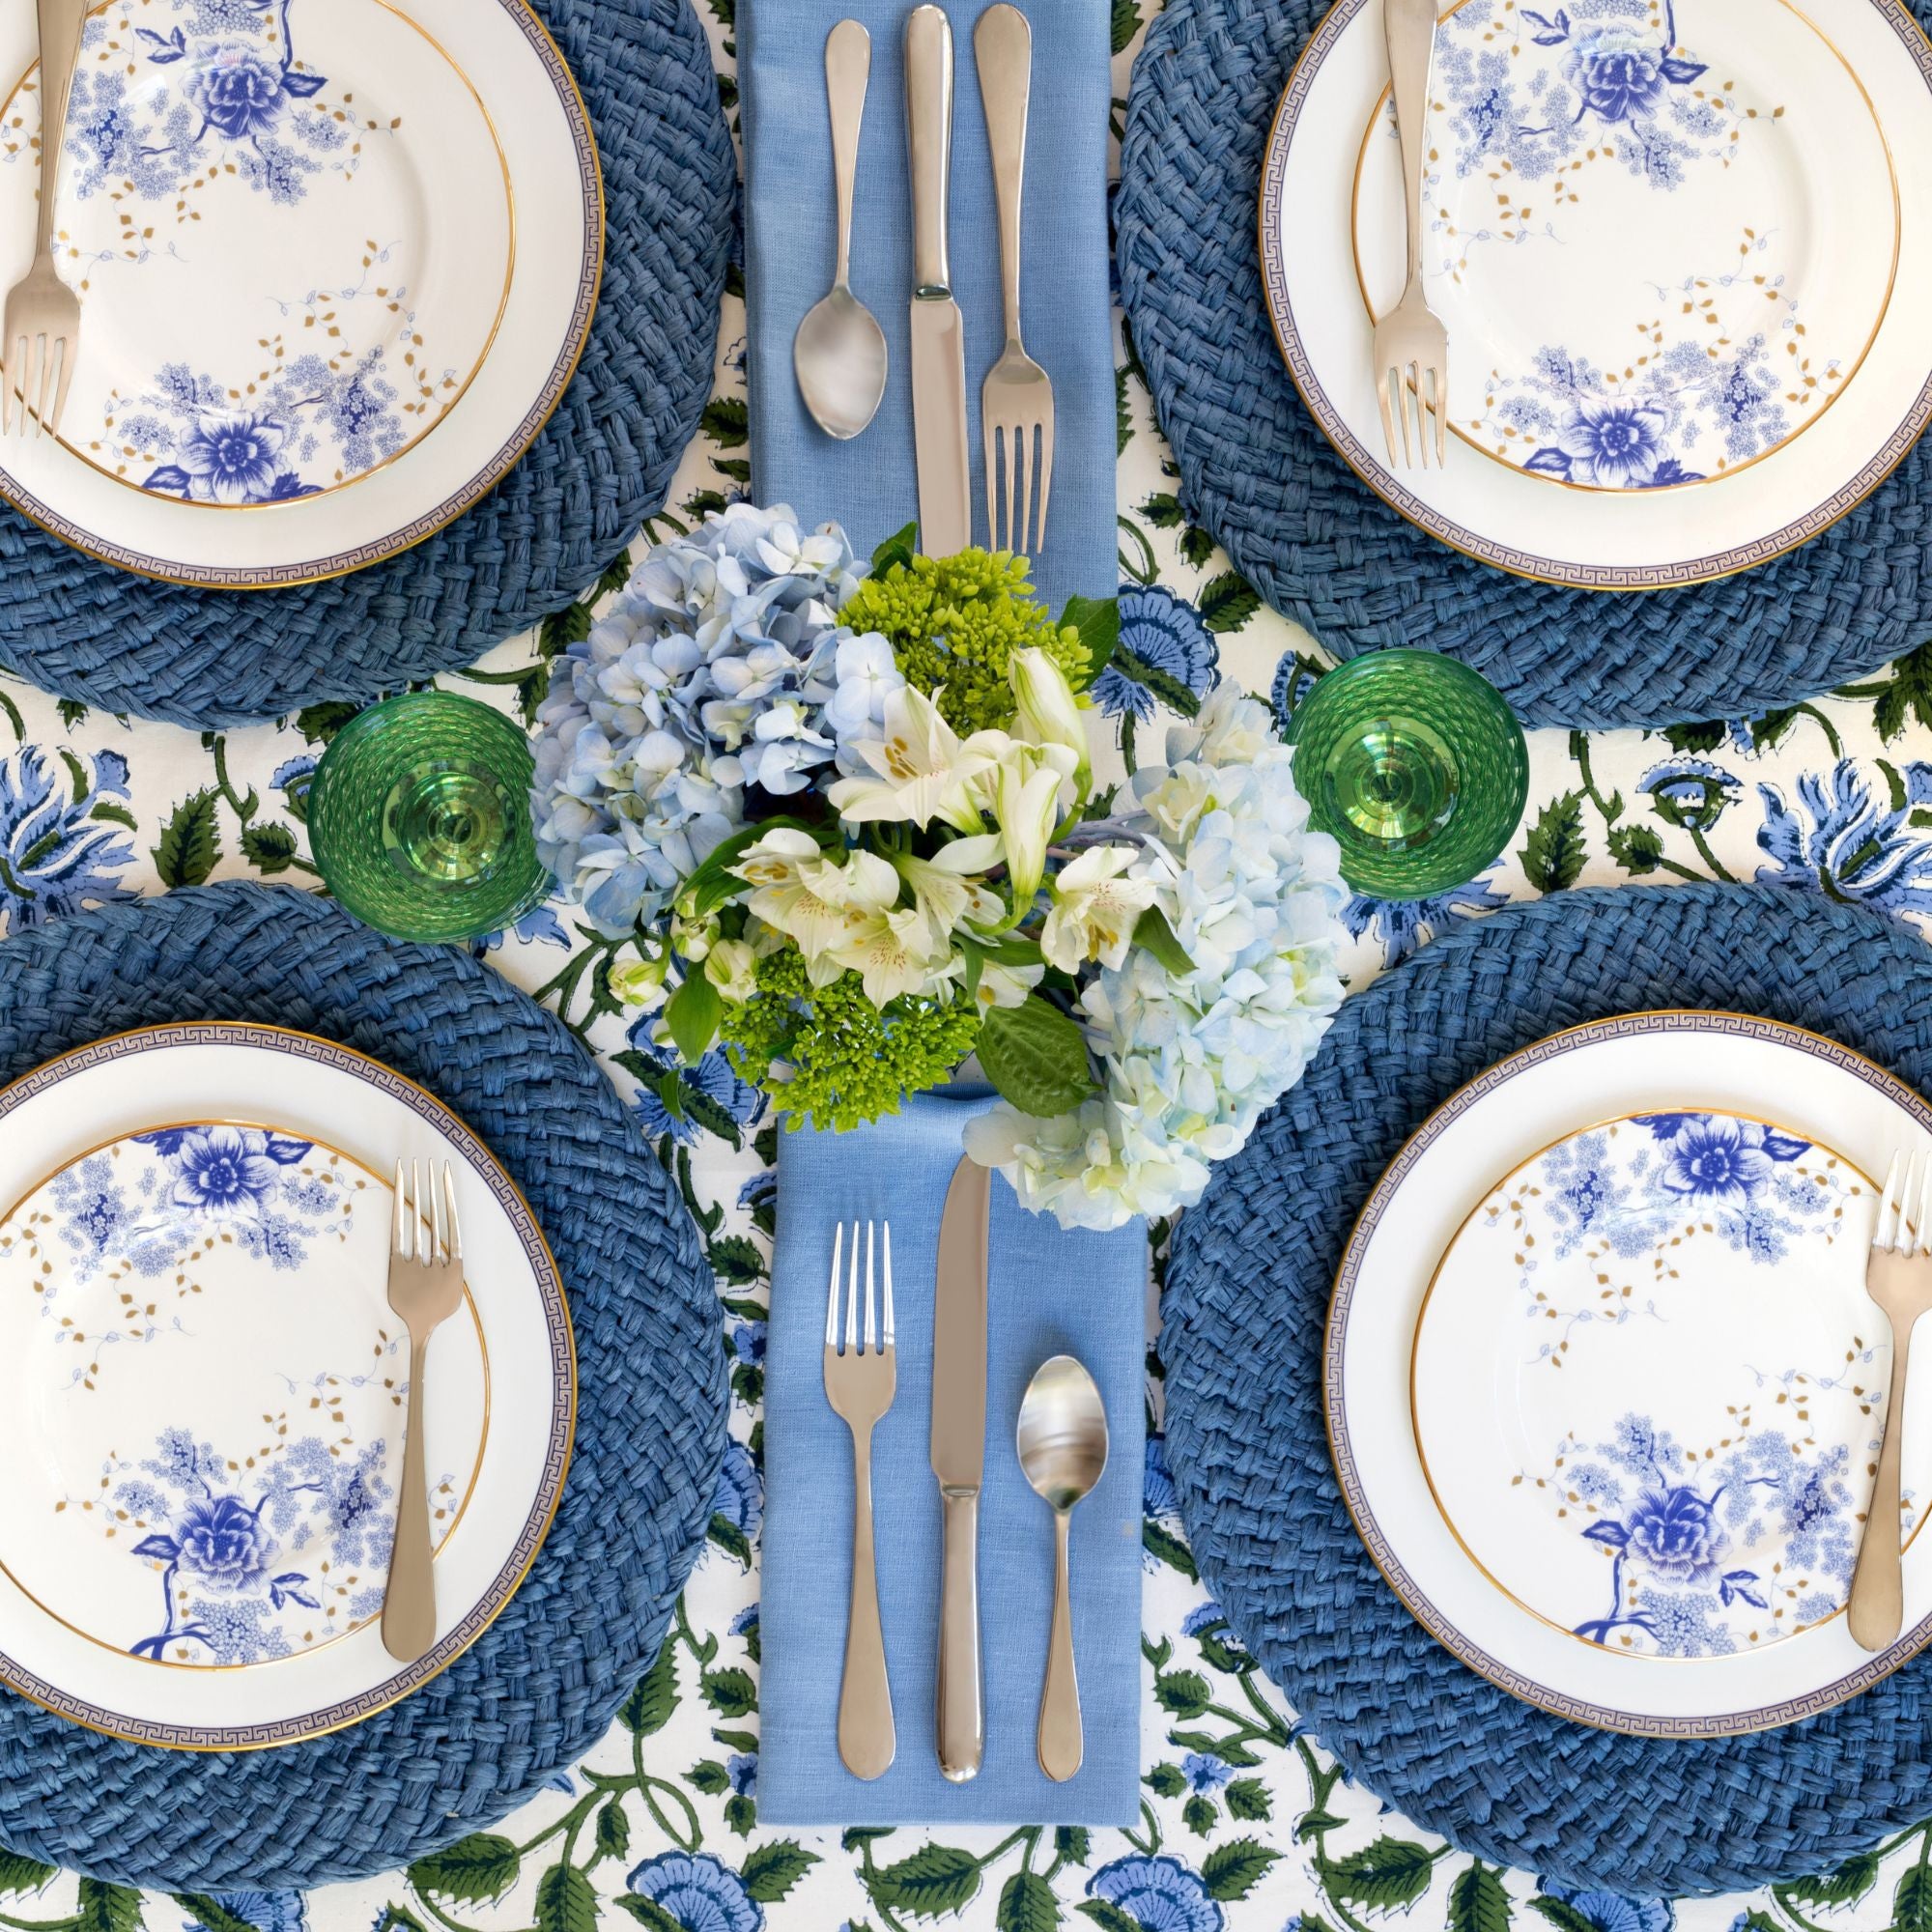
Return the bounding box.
[931,1153,990,1781]
[905,4,971,558]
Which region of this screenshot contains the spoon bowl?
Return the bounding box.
[795,288,890,441]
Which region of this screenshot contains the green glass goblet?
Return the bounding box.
[1288,649,1529,901]
[308,693,552,944]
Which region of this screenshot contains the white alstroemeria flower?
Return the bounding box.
[972,957,1046,1017]
[729,825,822,892]
[703,938,759,1005]
[744,846,898,979]
[895,850,1004,951]
[827,687,999,832]
[831,903,958,1008]
[987,741,1080,904]
[1009,648,1091,797]
[1038,844,1158,973]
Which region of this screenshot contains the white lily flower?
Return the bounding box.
[1009,648,1091,797]
[1038,844,1158,973]
[987,741,1079,905]
[895,850,1004,951]
[743,846,898,979]
[826,686,998,832]
[831,903,959,1008]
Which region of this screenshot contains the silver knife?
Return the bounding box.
[905,4,972,557]
[931,1154,990,1781]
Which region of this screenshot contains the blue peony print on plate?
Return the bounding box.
[0,1126,486,1665]
[1413,1110,1908,1659]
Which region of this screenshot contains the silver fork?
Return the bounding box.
[4,0,87,440]
[977,4,1054,554]
[824,1219,896,1778]
[1849,1150,1932,1651]
[1373,0,1449,469]
[382,1160,466,1665]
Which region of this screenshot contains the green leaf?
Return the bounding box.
[667,971,724,1065]
[707,1513,753,1566]
[1116,366,1133,455]
[700,1664,757,1717]
[534,1864,597,1932]
[1519,791,1586,894]
[1152,1668,1210,1718]
[59,747,91,803]
[1661,719,1727,754]
[409,1834,522,1904]
[977,997,1095,1118]
[241,824,299,876]
[1110,0,1142,53]
[715,1727,760,1751]
[842,1827,895,1851]
[1201,1840,1282,1903]
[0,1851,56,1896]
[1448,1862,1513,1932]
[1606,823,1663,877]
[1528,1897,1601,1932]
[1182,1795,1218,1836]
[868,1845,984,1918]
[77,1882,144,1932]
[90,799,139,831]
[724,1794,757,1838]
[1898,1862,1932,1932]
[1321,1836,1436,1911]
[1143,1518,1198,1578]
[613,1900,683,1932]
[1140,492,1185,529]
[596,555,636,599]
[1053,1827,1092,1868]
[1077,1905,1141,1932]
[1145,1763,1186,1797]
[688,1758,730,1796]
[702,396,750,449]
[594,1799,631,1862]
[1058,594,1120,687]
[1179,525,1217,570]
[58,697,90,728]
[710,1233,764,1284]
[539,599,595,662]
[153,789,221,888]
[741,1842,819,1904]
[997,1871,1062,1932]
[1198,570,1261,634]
[1295,1807,1347,1842]
[1874,642,1932,742]
[1226,1777,1272,1822]
[296,700,361,745]
[871,523,920,575]
[1110,640,1203,719]
[1169,1728,1260,1767]
[1131,906,1194,977]
[1782,1852,1881,1907]
[619,1640,678,1735]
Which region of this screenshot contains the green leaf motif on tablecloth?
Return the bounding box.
[997,1870,1063,1932]
[613,1900,682,1932]
[1111,642,1203,720]
[533,1862,598,1932]
[1110,0,1142,53]
[1321,1836,1436,1911]
[0,1852,57,1896]
[1226,1777,1272,1822]
[1448,1862,1514,1932]
[173,1898,265,1932]
[154,789,221,888]
[702,397,749,450]
[619,1639,678,1735]
[1897,1861,1932,1932]
[241,824,298,875]
[1182,1795,1218,1837]
[1607,823,1664,877]
[1077,1904,1141,1932]
[1198,571,1261,635]
[296,701,361,746]
[741,1842,819,1904]
[1783,1851,1882,1906]
[700,1664,757,1717]
[1152,1668,1211,1718]
[724,1794,756,1838]
[409,1834,522,1905]
[75,1881,143,1932]
[1054,1827,1092,1868]
[1146,1763,1185,1798]
[867,1845,984,1918]
[707,1512,753,1566]
[1529,1893,1602,1932]
[1143,1518,1199,1578]
[1519,792,1586,894]
[1201,1840,1283,1902]
[594,1800,631,1862]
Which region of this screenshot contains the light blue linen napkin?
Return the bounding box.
[759,1088,1147,1825]
[739,0,1116,615]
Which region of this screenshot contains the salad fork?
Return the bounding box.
[1374,0,1449,469]
[1848,1150,1932,1651]
[383,1159,466,1664]
[824,1219,896,1778]
[4,0,87,439]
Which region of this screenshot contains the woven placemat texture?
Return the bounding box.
[1116,0,1932,730]
[0,884,724,1891]
[1162,884,1932,1895]
[0,0,735,732]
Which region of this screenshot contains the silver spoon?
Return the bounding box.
[1016,1354,1109,1782]
[795,20,889,440]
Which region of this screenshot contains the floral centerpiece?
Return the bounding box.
[530,502,1348,1231]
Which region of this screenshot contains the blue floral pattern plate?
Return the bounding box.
[1261,0,1932,587]
[0,0,602,589]
[0,1026,573,1749]
[1352,1,1896,494]
[1327,1011,1932,1735]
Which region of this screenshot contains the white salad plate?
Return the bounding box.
[1262,0,1932,587]
[0,0,603,589]
[1326,1010,1932,1735]
[0,1023,574,1749]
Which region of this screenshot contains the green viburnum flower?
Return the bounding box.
[719,948,980,1131]
[841,549,1087,733]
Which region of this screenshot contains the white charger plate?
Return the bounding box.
[1262,0,1932,586]
[0,1024,574,1749]
[1326,1011,1932,1735]
[0,0,602,589]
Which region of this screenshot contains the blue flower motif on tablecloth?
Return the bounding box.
[1756,759,1932,922]
[471,905,572,960]
[1269,652,1320,735]
[729,1321,766,1369]
[724,1753,756,1798]
[626,1009,767,1148]
[1096,586,1220,722]
[1638,756,1742,831]
[625,1852,763,1932]
[1086,1854,1226,1932]
[1538,1885,1676,1932]
[711,1439,762,1546]
[1342,874,1511,970]
[1181,1751,1233,1794]
[0,747,136,936]
[181,1893,306,1932]
[1144,1434,1180,1527]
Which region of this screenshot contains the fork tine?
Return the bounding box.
[844,1217,859,1353]
[443,1164,462,1264]
[881,1220,895,1349]
[1431,366,1447,466]
[1398,361,1415,469]
[431,1156,445,1263]
[1010,418,1028,557]
[1415,367,1431,471]
[49,336,73,439]
[825,1221,843,1348]
[1909,1154,1928,1258]
[864,1221,876,1353]
[1377,368,1399,468]
[1034,417,1053,550]
[2,347,13,436]
[1879,1152,1902,1252]
[30,334,51,441]
[394,1158,408,1260]
[984,419,1002,552]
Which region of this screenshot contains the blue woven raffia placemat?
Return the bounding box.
[1162,884,1932,1896]
[0,0,735,733]
[0,883,724,1892]
[1116,0,1932,731]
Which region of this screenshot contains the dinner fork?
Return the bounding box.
[1373,0,1449,469]
[1848,1151,1932,1652]
[977,4,1055,554]
[382,1160,466,1665]
[3,0,87,440]
[824,1219,896,1778]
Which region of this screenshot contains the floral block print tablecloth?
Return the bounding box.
[4,6,1932,1930]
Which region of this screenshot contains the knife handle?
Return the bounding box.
[936,1488,982,1781]
[905,4,953,297]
